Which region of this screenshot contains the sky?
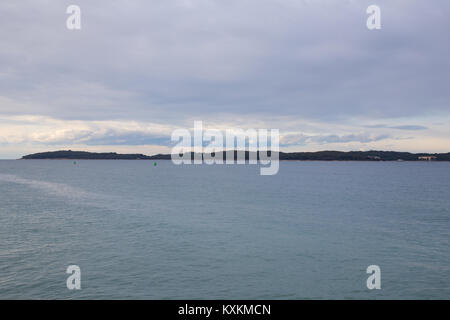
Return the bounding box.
[0,0,449,158]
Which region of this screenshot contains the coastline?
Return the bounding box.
[19,150,450,161]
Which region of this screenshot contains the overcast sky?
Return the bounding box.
[0,0,449,158]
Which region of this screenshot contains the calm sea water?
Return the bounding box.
[0,160,449,299]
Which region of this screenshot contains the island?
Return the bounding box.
[21,150,450,161]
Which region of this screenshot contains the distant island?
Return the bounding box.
[21,150,450,161]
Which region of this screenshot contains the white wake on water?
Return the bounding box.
[0,173,97,200]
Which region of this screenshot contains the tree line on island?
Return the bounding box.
[21,150,450,161]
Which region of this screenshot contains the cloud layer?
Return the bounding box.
[0,0,449,157]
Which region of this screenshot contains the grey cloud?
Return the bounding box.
[390,125,428,130]
[85,133,171,146]
[0,0,449,123]
[28,129,169,146]
[366,124,428,130]
[281,132,390,146]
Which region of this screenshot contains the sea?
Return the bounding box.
[0,160,449,299]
